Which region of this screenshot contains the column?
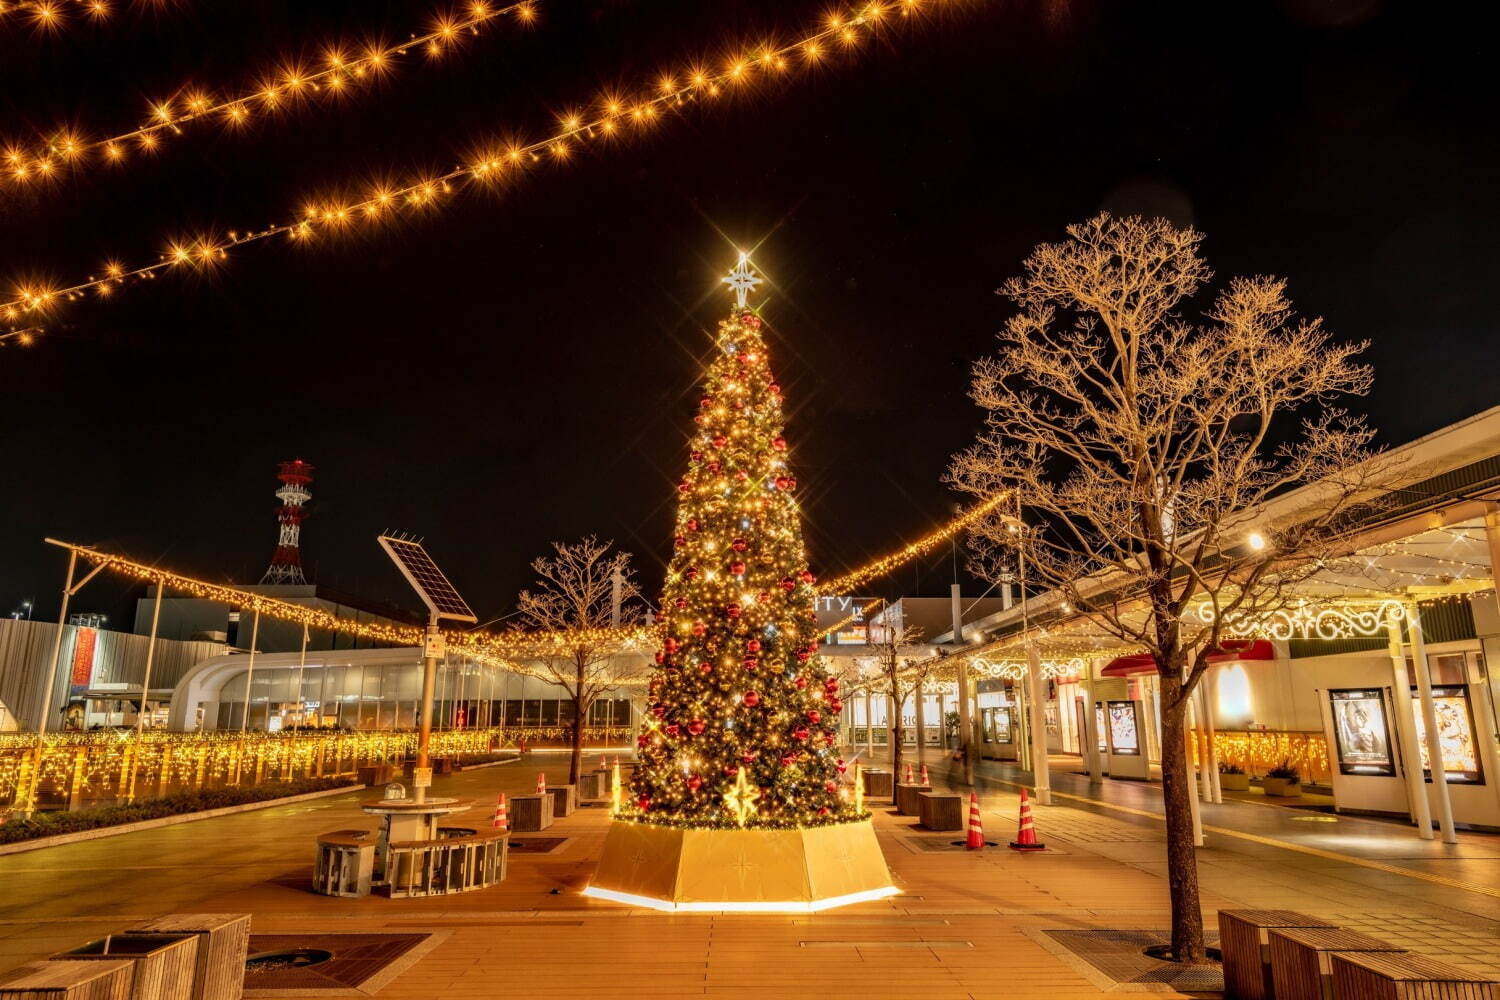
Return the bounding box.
[1082,660,1103,784]
[1025,644,1051,804]
[914,678,926,765]
[951,582,975,786]
[1410,610,1458,843]
[1386,617,1433,838]
[864,689,874,757]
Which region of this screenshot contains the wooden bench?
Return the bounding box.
[1269,927,1405,1000]
[894,783,932,816]
[313,829,376,897]
[509,793,554,832]
[125,914,249,1000]
[50,935,199,1000]
[862,769,894,800]
[917,792,964,831]
[0,960,134,1000]
[386,827,508,898]
[1218,910,1338,1000]
[548,783,577,818]
[1331,951,1499,1000]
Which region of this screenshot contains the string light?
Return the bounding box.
[0,0,135,34]
[2,1,539,190]
[3,0,973,342]
[818,492,1008,594]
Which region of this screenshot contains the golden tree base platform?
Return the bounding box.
[583,817,898,913]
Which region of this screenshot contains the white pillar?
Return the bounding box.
[1025,645,1052,805]
[950,583,976,785]
[1200,676,1222,803]
[1384,616,1431,836]
[1185,691,1205,846]
[1409,610,1458,843]
[863,689,874,756]
[1082,660,1103,784]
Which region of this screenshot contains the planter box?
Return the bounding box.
[917,793,964,832]
[1217,910,1337,1000]
[510,793,554,832]
[894,783,933,816]
[1262,777,1302,797]
[1219,773,1250,792]
[861,769,894,800]
[0,961,134,1000]
[51,935,198,1000]
[125,915,250,1000]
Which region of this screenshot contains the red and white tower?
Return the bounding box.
[260,459,314,585]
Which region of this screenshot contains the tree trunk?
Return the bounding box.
[1158,684,1207,963]
[570,656,586,785]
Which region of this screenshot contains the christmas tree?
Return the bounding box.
[625,256,854,830]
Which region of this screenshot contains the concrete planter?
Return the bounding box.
[1219,773,1250,792]
[1262,777,1301,797]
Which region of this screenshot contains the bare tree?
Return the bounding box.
[514,536,647,784]
[864,618,938,780]
[948,214,1379,963]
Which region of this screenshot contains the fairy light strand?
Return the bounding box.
[3,0,968,343]
[0,0,153,35]
[2,1,538,190]
[818,491,1007,594]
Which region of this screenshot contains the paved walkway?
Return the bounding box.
[0,753,1497,998]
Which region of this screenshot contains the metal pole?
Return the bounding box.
[951,582,975,786]
[239,608,260,733]
[415,618,440,804]
[136,585,164,737]
[36,550,79,742]
[1409,609,1458,843]
[914,677,926,767]
[292,624,309,734]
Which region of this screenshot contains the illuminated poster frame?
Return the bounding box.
[1107,700,1141,756]
[1328,688,1396,777]
[1411,685,1484,785]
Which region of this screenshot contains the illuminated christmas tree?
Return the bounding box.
[625,255,853,829]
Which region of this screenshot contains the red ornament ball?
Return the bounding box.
[725,603,742,619]
[731,537,748,552]
[637,795,652,810]
[807,710,821,724]
[743,657,758,670]
[746,638,761,653]
[686,775,703,791]
[794,675,807,690]
[800,570,816,584]
[729,561,746,576]
[825,781,838,794]
[772,436,787,451]
[712,435,728,449]
[663,638,679,654]
[780,577,796,592]
[673,535,687,550]
[699,662,713,673]
[688,719,706,736]
[793,726,810,742]
[743,690,760,707]
[686,518,699,532]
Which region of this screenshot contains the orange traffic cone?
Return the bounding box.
[1009,788,1046,851]
[903,762,914,784]
[919,763,929,786]
[492,793,509,830]
[536,772,546,794]
[965,792,985,850]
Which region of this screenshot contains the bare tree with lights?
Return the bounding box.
[863,619,935,780]
[948,214,1381,963]
[515,536,647,784]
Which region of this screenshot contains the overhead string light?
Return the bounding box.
[3,0,972,343]
[0,0,139,35]
[1,0,539,190]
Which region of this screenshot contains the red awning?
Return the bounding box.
[1207,638,1274,662]
[1101,639,1274,677]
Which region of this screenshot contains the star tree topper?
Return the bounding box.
[722,767,761,827]
[723,251,763,309]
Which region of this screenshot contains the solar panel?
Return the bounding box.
[377,535,477,624]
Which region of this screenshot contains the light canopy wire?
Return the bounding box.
[2,0,970,344]
[1,0,539,189]
[818,492,1007,594]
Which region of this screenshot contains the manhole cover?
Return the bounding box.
[246,949,333,974]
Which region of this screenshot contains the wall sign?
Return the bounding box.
[1328,688,1396,777]
[1107,700,1141,755]
[1412,685,1484,784]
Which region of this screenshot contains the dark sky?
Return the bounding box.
[1,0,1495,627]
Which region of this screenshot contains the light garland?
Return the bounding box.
[0,0,139,34]
[818,492,1007,594]
[2,1,538,190]
[1199,598,1408,641]
[4,0,971,343]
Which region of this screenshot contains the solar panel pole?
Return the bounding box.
[416,613,442,804]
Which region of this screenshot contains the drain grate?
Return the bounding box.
[243,933,431,995]
[509,836,569,854]
[1034,929,1223,993]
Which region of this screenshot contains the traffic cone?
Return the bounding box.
[903,762,913,784]
[492,793,509,831]
[536,772,546,794]
[919,763,929,786]
[1009,788,1046,851]
[965,792,985,850]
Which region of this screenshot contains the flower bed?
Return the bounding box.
[0,775,358,845]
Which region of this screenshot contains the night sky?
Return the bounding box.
[1,0,1494,627]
